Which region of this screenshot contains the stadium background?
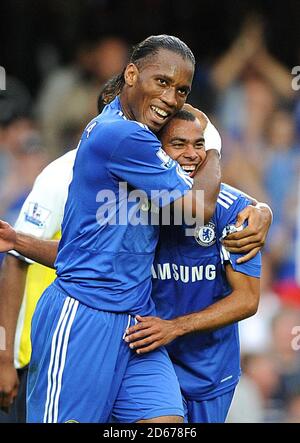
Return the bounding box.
[0,0,300,422]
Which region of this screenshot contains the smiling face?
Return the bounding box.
[121,49,194,132]
[160,117,206,177]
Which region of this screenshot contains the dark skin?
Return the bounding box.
[125,268,259,354]
[0,255,26,411]
[120,49,221,225]
[0,54,270,419]
[0,49,200,425]
[0,224,57,268]
[4,52,271,267]
[161,105,272,264]
[159,114,206,174]
[0,50,221,260]
[120,49,193,133]
[124,116,262,353]
[0,120,271,414]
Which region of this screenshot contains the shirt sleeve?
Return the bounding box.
[217,193,262,278]
[14,167,67,239]
[109,124,193,207]
[8,151,76,263]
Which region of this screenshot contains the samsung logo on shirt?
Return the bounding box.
[151,263,216,283]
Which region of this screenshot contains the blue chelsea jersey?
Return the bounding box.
[54,97,192,315]
[151,183,262,400]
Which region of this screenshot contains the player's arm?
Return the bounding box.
[0,255,28,410]
[174,107,271,241]
[0,151,75,268]
[222,200,272,263]
[125,266,260,354]
[179,109,271,257]
[177,105,221,224]
[180,149,220,224]
[0,221,58,268]
[110,109,221,226]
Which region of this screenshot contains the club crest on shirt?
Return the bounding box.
[194,222,216,247]
[24,202,51,228]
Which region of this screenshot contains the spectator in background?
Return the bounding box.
[0,79,48,264]
[211,14,294,99]
[0,76,32,181]
[270,309,300,409]
[231,102,300,340]
[0,117,48,225]
[35,36,129,157]
[285,390,300,423]
[263,109,300,286]
[206,15,295,200]
[237,309,300,423]
[226,365,264,423]
[195,13,300,302]
[229,353,282,422]
[238,255,282,354]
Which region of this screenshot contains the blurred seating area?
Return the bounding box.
[0,0,300,422]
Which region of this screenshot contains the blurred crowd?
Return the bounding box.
[1,10,300,422]
[207,16,300,423]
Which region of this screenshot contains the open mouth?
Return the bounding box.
[181,164,197,177]
[150,105,170,122]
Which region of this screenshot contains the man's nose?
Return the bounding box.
[183,144,198,160]
[161,87,177,108]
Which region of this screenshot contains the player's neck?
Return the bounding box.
[119,91,135,121]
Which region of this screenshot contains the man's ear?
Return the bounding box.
[124,63,139,86]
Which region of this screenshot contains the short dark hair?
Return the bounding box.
[172,109,196,122]
[158,109,196,140]
[100,34,195,108]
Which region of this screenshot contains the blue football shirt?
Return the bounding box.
[152,183,261,400]
[54,97,193,315]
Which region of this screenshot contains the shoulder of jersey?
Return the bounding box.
[108,108,152,131]
[100,116,156,147]
[35,149,77,184]
[98,97,150,132]
[217,183,243,210]
[116,111,152,134]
